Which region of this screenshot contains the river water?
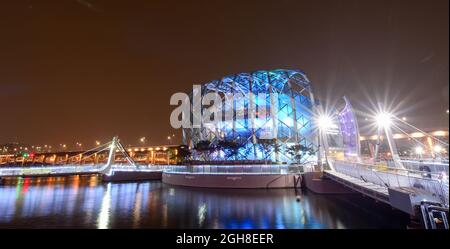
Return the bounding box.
[0,176,410,229]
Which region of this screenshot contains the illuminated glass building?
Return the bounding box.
[183,69,318,164]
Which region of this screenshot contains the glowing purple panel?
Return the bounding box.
[337,97,361,158]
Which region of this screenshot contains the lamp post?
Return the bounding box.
[140,137,146,145]
[415,146,424,159]
[375,112,404,168]
[374,113,391,162]
[433,144,442,159]
[317,115,333,171]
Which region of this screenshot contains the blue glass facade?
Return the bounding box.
[184,69,318,164]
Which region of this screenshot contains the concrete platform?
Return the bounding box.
[162,172,300,189]
[303,172,353,194]
[324,170,390,203]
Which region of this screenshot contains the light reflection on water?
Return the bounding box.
[97,183,111,229]
[0,176,409,229]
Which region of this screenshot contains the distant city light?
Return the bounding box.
[434,145,443,153]
[432,130,448,136]
[415,146,424,155]
[411,132,425,138]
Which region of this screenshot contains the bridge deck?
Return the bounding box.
[324,170,390,204]
[0,165,164,178]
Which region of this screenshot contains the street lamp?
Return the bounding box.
[140,137,146,144]
[375,112,392,128]
[434,145,443,153]
[95,141,101,146]
[316,114,333,171]
[374,112,398,165]
[317,115,333,131]
[415,146,424,158]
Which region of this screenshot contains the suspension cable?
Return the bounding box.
[391,123,430,149]
[54,141,112,164]
[393,116,449,146]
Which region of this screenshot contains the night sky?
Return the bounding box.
[0,0,448,148]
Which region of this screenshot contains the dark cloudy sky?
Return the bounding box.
[0,0,448,147]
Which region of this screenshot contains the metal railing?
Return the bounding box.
[333,160,449,206]
[420,201,449,229]
[110,164,165,172]
[0,164,101,177]
[0,164,164,177]
[397,160,449,176]
[163,164,291,175]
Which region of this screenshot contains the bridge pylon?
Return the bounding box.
[100,136,137,176]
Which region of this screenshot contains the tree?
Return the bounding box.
[273,142,281,162]
[217,139,244,160]
[257,138,278,161]
[286,144,314,164]
[194,140,215,160]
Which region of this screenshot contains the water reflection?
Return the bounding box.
[97,183,111,229]
[0,176,409,229]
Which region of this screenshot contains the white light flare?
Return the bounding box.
[317,115,334,131]
[415,146,424,155]
[434,145,443,153]
[375,112,392,128]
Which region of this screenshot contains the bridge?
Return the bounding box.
[0,144,180,166]
[0,137,164,181]
[0,104,448,229]
[315,99,449,229]
[323,160,448,229]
